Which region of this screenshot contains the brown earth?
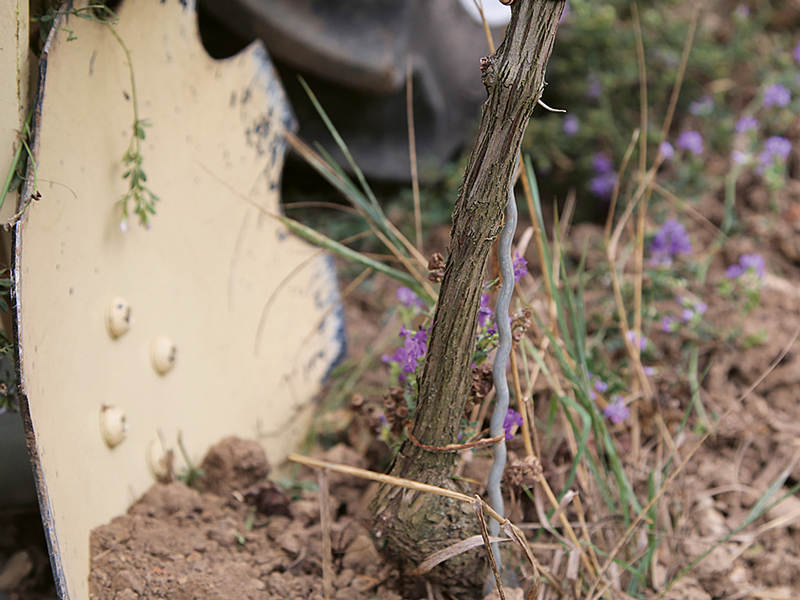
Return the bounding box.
[89,439,404,600]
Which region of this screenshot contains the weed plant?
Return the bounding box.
[34,3,160,229]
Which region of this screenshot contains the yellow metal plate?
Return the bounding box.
[14,1,344,598]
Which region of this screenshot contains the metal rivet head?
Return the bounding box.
[151,337,177,374]
[106,297,132,338]
[147,439,171,481]
[100,405,126,448]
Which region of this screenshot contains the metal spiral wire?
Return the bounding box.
[486,157,520,578]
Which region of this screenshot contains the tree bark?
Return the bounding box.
[371,0,566,591]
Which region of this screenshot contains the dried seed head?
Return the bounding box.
[383,387,409,435]
[427,252,446,283]
[512,306,533,341]
[472,363,494,400]
[503,455,542,489]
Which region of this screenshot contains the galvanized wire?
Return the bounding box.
[486,157,520,577]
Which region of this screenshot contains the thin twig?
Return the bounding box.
[318,469,333,600]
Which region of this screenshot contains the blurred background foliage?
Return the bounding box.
[283,0,800,248]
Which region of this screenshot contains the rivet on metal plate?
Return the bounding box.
[100,406,127,448]
[151,337,177,374]
[106,297,132,338]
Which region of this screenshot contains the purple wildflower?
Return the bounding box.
[590,173,617,199]
[740,254,766,278]
[735,115,758,134]
[563,114,580,136]
[594,380,608,393]
[649,219,692,266]
[735,4,750,18]
[763,84,791,108]
[503,409,524,441]
[643,366,655,376]
[626,330,648,351]
[661,316,677,333]
[726,254,765,280]
[795,42,800,66]
[676,131,704,155]
[764,136,793,158]
[593,153,614,174]
[381,325,428,375]
[397,286,425,310]
[659,141,674,160]
[513,251,529,282]
[587,75,603,99]
[725,264,743,279]
[680,299,707,322]
[589,153,617,198]
[478,293,494,328]
[488,317,512,337]
[603,397,630,423]
[759,136,793,169]
[689,95,714,116]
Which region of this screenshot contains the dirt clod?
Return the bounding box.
[199,436,270,499]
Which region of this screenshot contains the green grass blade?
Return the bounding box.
[299,77,383,215]
[277,213,431,302]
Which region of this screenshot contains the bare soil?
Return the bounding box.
[88,439,403,600]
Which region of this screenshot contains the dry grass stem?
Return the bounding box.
[288,267,373,366]
[659,5,700,144]
[473,0,497,54]
[572,494,602,573]
[406,56,423,252]
[521,165,558,335]
[253,230,372,355]
[288,453,503,523]
[603,128,640,242]
[632,5,649,372]
[472,497,506,600]
[510,347,534,458]
[412,535,511,576]
[653,182,723,237]
[317,470,333,600]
